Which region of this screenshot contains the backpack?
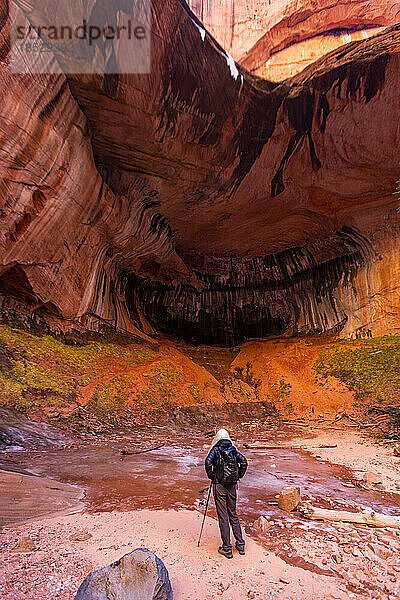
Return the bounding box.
[215,445,239,485]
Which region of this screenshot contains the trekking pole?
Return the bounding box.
[197,480,213,547]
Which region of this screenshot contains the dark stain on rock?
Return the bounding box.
[308,132,321,170]
[317,94,330,132]
[271,131,302,198]
[271,86,322,197]
[363,54,389,102]
[227,81,285,195]
[38,81,68,122]
[310,54,389,104]
[270,48,390,196]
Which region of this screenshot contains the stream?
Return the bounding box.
[1,432,399,521]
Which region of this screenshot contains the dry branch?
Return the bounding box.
[244,444,284,449]
[333,412,386,433]
[120,444,164,455]
[244,443,337,450]
[300,503,400,529]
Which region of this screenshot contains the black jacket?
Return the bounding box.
[205,439,248,483]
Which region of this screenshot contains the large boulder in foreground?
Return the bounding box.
[74,549,173,600]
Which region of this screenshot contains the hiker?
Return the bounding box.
[205,428,248,559]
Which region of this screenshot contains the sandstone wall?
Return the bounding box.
[187,0,400,80]
[0,0,399,344]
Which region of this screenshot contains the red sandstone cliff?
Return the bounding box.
[0,0,399,344]
[188,0,400,80]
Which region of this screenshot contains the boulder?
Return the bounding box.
[278,487,301,512]
[11,537,36,553]
[253,516,271,532]
[74,548,173,600]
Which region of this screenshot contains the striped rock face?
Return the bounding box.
[0,0,399,345]
[188,0,400,80]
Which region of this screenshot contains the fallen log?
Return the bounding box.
[244,443,337,450]
[120,444,164,455]
[299,503,400,529]
[264,470,284,480]
[309,444,337,449]
[244,444,284,449]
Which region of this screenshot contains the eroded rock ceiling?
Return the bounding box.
[0,0,399,345]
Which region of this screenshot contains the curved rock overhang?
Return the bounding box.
[0,0,399,345]
[186,1,400,81]
[237,0,400,78]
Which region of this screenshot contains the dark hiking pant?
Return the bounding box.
[213,483,244,550]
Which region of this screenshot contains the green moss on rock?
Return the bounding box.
[313,335,400,403]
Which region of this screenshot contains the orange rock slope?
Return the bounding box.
[0,0,399,346]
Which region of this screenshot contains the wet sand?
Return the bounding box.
[0,469,84,527]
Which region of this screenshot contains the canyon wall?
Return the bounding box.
[186,0,272,60]
[188,0,400,80]
[0,0,399,345]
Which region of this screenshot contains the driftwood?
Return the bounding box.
[244,444,284,449]
[307,444,337,449]
[264,470,283,480]
[244,443,337,450]
[245,444,277,449]
[300,503,400,529]
[333,413,386,433]
[120,444,164,455]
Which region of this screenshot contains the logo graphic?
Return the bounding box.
[10,0,151,74]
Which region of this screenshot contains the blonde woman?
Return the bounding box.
[205,429,248,558]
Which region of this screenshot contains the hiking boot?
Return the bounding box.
[218,546,233,559]
[235,542,245,555]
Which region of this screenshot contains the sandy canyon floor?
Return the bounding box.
[1,426,400,600]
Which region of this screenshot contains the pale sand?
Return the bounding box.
[296,430,400,491]
[0,508,351,600]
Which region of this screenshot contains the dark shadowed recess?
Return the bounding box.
[0,266,63,319]
[124,226,374,346]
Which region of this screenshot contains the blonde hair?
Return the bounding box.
[209,428,232,450]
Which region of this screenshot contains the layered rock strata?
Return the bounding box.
[0,0,399,345]
[187,0,400,80]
